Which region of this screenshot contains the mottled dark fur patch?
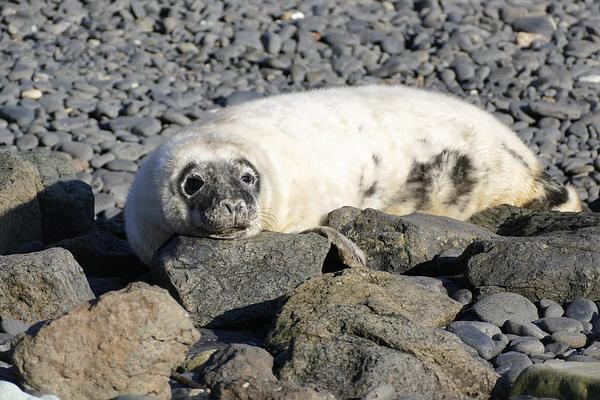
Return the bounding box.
[372,154,381,166]
[526,173,569,210]
[447,154,477,205]
[502,143,529,169]
[363,181,377,197]
[395,150,477,210]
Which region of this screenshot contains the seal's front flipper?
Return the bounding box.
[301,226,366,270]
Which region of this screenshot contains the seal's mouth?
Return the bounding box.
[207,227,249,239]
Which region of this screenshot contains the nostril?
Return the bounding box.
[182,176,204,197]
[234,200,246,213]
[222,200,234,214]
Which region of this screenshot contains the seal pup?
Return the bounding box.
[125,85,581,264]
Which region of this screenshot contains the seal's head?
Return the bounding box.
[125,133,268,265]
[165,155,262,239]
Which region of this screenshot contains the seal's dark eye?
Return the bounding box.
[240,174,255,185]
[182,176,204,196]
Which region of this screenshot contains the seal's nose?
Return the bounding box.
[220,199,245,214]
[220,200,247,224]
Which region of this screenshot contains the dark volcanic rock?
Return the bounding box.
[152,232,331,328]
[266,268,496,399]
[48,230,147,279]
[327,207,497,274]
[468,205,600,236]
[465,227,600,302]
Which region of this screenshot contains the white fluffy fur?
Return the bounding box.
[125,85,580,264]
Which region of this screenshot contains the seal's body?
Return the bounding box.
[125,85,581,264]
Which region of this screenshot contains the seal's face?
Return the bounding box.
[169,157,261,239]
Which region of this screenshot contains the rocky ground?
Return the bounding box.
[1,0,600,399]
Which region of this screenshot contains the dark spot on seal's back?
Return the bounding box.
[447,154,477,205]
[372,154,381,166]
[394,150,477,210]
[502,143,529,169]
[399,152,444,208]
[363,181,377,198]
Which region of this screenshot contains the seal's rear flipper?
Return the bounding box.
[526,173,582,212]
[301,226,366,270]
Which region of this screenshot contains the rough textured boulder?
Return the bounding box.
[198,344,277,386]
[152,232,330,327]
[465,227,600,302]
[327,207,496,274]
[512,362,600,399]
[0,248,94,323]
[20,149,94,244]
[267,269,497,399]
[0,150,43,254]
[48,230,147,279]
[12,283,200,400]
[468,204,600,236]
[198,344,334,400]
[210,378,335,400]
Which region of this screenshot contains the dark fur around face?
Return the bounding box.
[171,158,261,236]
[526,172,570,210]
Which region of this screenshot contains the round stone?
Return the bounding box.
[473,292,539,327]
[452,288,473,305]
[551,332,587,349]
[60,142,94,161]
[534,317,584,334]
[565,298,598,323]
[447,323,498,360]
[539,299,564,318]
[508,336,545,355]
[21,88,43,100]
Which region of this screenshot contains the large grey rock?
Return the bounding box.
[327,207,497,274]
[465,227,600,302]
[512,362,600,399]
[152,232,331,327]
[266,269,497,399]
[0,248,94,323]
[20,149,94,244]
[0,150,43,254]
[469,205,600,236]
[12,283,200,400]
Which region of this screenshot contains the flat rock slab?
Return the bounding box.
[0,248,94,323]
[512,362,600,399]
[327,207,496,274]
[266,269,496,399]
[465,227,600,302]
[152,232,331,328]
[0,150,43,254]
[12,283,200,400]
[468,205,600,236]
